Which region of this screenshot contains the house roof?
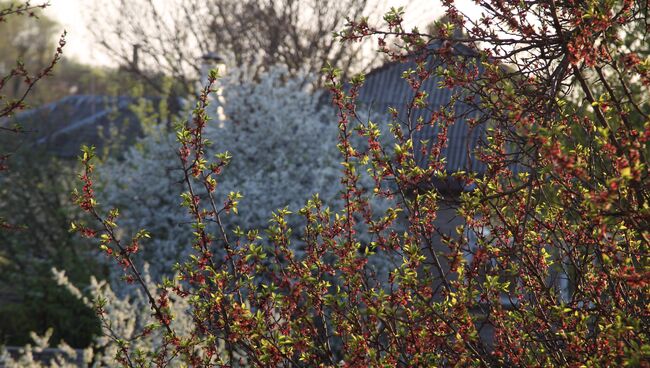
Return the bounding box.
[6,95,145,157]
[356,41,488,175]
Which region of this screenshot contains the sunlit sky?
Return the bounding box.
[44,0,102,65]
[44,0,480,67]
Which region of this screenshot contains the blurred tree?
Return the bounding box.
[0,1,100,349]
[88,0,382,95]
[1,0,64,230]
[0,150,102,348]
[0,0,59,105]
[96,68,346,278]
[0,1,183,108]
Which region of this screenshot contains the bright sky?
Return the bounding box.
[44,0,479,67]
[44,0,107,65]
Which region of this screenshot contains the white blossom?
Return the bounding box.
[96,67,344,278]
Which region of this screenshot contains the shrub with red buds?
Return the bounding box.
[73,1,649,366]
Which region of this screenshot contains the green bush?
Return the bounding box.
[0,151,103,348]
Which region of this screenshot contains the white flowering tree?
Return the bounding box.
[96,68,344,278]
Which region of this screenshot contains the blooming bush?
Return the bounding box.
[0,328,90,368]
[2,266,193,367]
[66,1,649,367]
[95,68,347,278]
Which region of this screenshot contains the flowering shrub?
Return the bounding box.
[1,266,192,367]
[95,68,349,278]
[52,267,194,367]
[0,328,90,368]
[70,1,648,367]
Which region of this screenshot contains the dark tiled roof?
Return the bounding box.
[7,95,144,157]
[357,42,487,175]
